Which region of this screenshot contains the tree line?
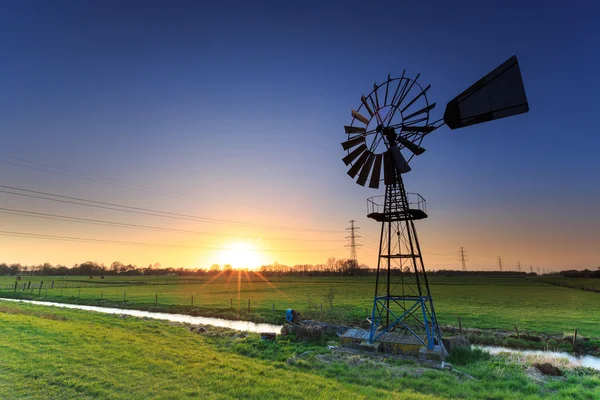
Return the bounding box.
[0,258,369,277]
[1,260,597,278]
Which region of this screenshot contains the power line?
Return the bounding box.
[0,207,345,242]
[0,230,338,253]
[0,155,261,211]
[0,185,341,233]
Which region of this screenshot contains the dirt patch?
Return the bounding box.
[534,362,563,376]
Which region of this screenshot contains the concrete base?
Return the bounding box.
[341,328,448,361]
[418,345,448,362]
[359,340,381,353]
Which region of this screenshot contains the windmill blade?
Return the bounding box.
[341,135,365,150]
[444,55,529,130]
[389,146,411,174]
[369,154,383,189]
[356,152,376,186]
[342,143,367,165]
[383,151,395,185]
[401,84,431,113]
[397,136,426,155]
[344,126,366,134]
[347,151,371,178]
[361,95,374,117]
[403,103,436,121]
[351,109,370,125]
[402,125,435,134]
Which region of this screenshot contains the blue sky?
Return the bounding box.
[0,1,598,270]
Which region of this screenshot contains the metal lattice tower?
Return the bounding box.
[498,256,503,272]
[517,261,521,272]
[345,220,361,269]
[530,265,533,273]
[460,247,467,272]
[367,169,442,348]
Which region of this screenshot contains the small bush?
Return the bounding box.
[447,347,491,366]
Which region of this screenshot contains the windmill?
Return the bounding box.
[342,56,529,351]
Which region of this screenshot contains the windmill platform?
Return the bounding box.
[340,328,447,360]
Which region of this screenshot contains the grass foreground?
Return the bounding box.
[0,301,598,399]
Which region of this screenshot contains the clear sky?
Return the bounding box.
[0,0,598,271]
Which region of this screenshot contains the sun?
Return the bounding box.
[218,242,264,270]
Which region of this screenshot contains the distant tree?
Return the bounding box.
[9,263,22,276]
[326,257,336,273]
[322,285,336,311]
[110,261,124,274]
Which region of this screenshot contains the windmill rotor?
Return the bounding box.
[342,55,529,187]
[342,74,436,189]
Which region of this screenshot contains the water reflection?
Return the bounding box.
[476,345,600,371]
[0,298,282,334]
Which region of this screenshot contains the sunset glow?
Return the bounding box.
[217,242,265,270]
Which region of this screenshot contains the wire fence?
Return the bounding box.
[0,281,283,317]
[0,279,214,290]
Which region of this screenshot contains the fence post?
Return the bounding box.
[514,325,520,338]
[230,298,233,308]
[572,328,578,352]
[458,316,463,334]
[38,281,43,295]
[51,281,55,289]
[191,295,194,306]
[27,281,31,289]
[156,293,158,305]
[14,281,17,292]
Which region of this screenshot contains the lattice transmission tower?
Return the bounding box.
[498,256,503,272]
[345,220,361,270]
[459,247,468,272]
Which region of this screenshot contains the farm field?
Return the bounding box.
[0,275,598,338]
[0,301,598,400]
[536,277,600,292]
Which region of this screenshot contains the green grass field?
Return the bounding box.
[537,277,600,292]
[0,275,598,338]
[0,301,598,399]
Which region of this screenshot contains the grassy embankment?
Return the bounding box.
[0,301,598,400]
